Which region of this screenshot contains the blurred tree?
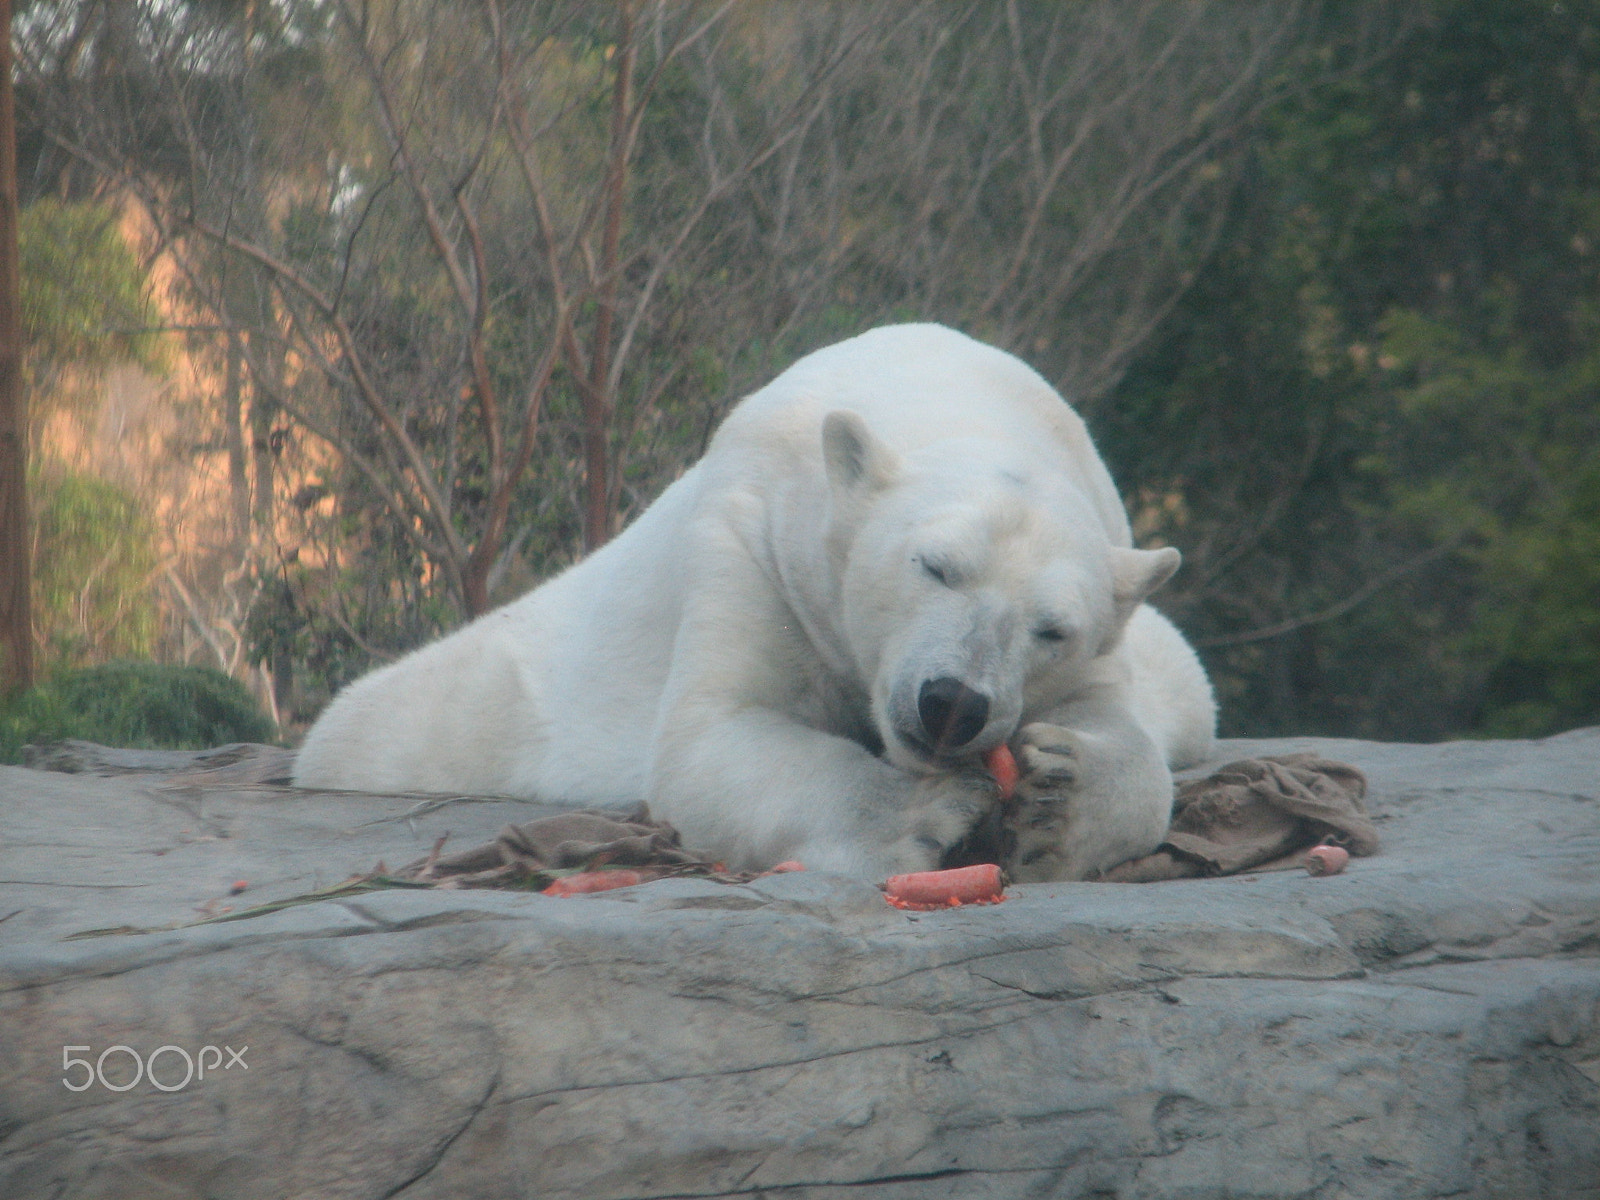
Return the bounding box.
[29,469,159,669]
[13,197,166,674]
[1105,0,1600,739]
[18,198,162,375]
[18,0,1337,723]
[0,0,26,699]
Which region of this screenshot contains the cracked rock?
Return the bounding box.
[1,732,1598,1199]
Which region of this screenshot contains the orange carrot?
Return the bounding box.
[1304,844,1350,876]
[985,743,1019,800]
[883,863,1006,910]
[763,860,806,874]
[542,870,646,897]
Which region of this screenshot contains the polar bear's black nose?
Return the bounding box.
[918,677,990,751]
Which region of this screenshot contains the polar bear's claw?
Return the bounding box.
[1003,715,1175,882]
[1004,724,1083,876]
[1016,721,1082,793]
[909,768,999,841]
[861,767,1001,874]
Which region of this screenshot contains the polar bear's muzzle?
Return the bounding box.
[917,677,991,752]
[887,673,1012,768]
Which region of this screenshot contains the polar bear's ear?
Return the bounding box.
[822,411,899,496]
[1110,546,1181,618]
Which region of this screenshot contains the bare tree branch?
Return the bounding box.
[1196,538,1467,648]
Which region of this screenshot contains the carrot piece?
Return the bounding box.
[985,743,1020,801]
[1304,844,1350,876]
[541,869,646,897]
[764,860,806,874]
[883,863,1006,910]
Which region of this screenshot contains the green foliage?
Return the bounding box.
[19,199,168,380]
[244,550,458,728]
[1107,0,1600,739]
[20,0,1318,704]
[30,471,161,671]
[17,202,170,677]
[0,662,276,763]
[1378,302,1600,737]
[27,0,1597,743]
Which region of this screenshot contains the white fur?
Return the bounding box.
[294,325,1216,878]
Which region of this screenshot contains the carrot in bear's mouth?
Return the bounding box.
[984,743,1019,801]
[883,862,1006,910]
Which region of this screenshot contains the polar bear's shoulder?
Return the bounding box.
[708,324,1131,544]
[712,324,1053,453]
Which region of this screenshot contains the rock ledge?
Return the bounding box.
[1,732,1597,1199]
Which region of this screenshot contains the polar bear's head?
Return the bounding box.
[821,411,1178,773]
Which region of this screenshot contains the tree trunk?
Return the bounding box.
[0,0,33,699]
[583,2,636,554]
[224,332,251,549]
[250,337,274,535]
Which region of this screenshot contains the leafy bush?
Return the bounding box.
[31,471,161,670]
[0,662,276,763]
[19,198,168,376]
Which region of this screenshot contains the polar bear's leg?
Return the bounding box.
[652,706,999,877]
[647,526,999,878]
[292,613,539,795]
[1003,688,1175,882]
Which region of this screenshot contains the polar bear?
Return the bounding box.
[293,324,1215,880]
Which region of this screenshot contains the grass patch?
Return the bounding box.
[0,661,276,764]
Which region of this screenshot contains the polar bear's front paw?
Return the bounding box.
[1016,722,1082,792]
[1001,717,1174,883]
[878,767,999,875]
[1004,722,1087,883]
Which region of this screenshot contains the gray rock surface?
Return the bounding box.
[1,732,1597,1199]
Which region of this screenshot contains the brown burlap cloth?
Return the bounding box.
[397,754,1377,888]
[1099,752,1378,882]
